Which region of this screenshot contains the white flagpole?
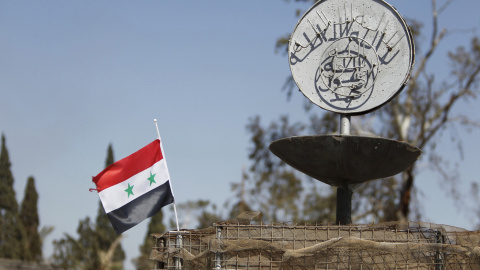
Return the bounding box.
[154,119,180,232]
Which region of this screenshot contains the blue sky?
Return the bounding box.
[1,1,480,269]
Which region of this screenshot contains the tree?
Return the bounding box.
[0,134,26,259]
[227,169,253,219]
[95,144,125,270]
[242,0,480,223]
[242,115,339,224]
[469,182,480,229]
[243,116,307,223]
[19,176,42,261]
[133,210,166,270]
[52,217,101,270]
[169,200,221,230]
[52,144,125,270]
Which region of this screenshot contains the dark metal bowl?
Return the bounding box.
[269,135,421,186]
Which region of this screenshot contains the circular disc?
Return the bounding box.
[269,135,421,186]
[289,0,414,115]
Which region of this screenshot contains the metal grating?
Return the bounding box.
[149,222,480,270]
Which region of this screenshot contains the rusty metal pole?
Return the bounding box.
[337,114,353,225]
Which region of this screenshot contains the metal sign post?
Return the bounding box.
[269,0,420,225]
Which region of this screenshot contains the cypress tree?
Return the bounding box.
[20,176,42,261]
[104,144,114,168]
[53,144,126,269]
[77,216,101,269]
[95,144,125,269]
[0,134,26,259]
[0,134,16,211]
[52,217,101,269]
[133,210,166,270]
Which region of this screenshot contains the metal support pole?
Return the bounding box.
[337,114,353,225]
[156,238,166,269]
[174,234,183,270]
[336,184,353,225]
[214,227,222,270]
[435,230,444,270]
[340,114,351,135]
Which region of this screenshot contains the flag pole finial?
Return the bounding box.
[154,119,161,140]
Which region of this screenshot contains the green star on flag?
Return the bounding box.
[125,183,134,198]
[148,172,156,186]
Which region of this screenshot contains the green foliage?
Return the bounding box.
[228,169,253,219]
[0,134,17,212]
[52,214,125,270]
[0,134,27,259]
[95,202,117,254]
[20,176,42,261]
[242,115,338,224]
[51,236,78,269]
[469,182,480,229]
[77,217,102,269]
[0,211,27,259]
[133,210,166,270]
[52,217,101,270]
[95,201,125,270]
[39,225,54,256]
[240,112,402,224]
[52,144,125,270]
[168,200,221,230]
[104,144,114,168]
[95,144,125,270]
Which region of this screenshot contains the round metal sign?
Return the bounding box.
[289,0,414,114]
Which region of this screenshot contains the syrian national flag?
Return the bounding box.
[92,139,174,234]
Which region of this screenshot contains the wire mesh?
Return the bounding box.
[149,221,480,270]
